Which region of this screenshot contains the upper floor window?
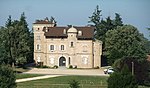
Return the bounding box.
[71,42,73,47]
[50,45,54,51]
[83,45,87,52]
[36,44,40,50]
[61,45,64,50]
[37,36,40,40]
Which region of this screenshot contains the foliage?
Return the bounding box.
[0,64,16,88]
[53,65,58,69]
[69,65,73,68]
[104,25,147,65]
[69,80,80,88]
[113,57,150,86]
[108,64,138,88]
[0,13,33,66]
[89,5,123,42]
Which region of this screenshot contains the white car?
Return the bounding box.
[104,67,114,74]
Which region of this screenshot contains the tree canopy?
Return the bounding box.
[0,12,33,66]
[104,25,147,65]
[89,5,123,42]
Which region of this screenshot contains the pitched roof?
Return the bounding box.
[43,26,94,39]
[33,20,54,24]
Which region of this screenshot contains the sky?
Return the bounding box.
[0,0,150,40]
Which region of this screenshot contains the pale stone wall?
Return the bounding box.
[33,24,102,68]
[94,40,102,67]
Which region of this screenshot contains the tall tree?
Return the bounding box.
[0,13,33,66]
[89,6,123,42]
[113,13,123,28]
[89,5,102,40]
[104,25,147,65]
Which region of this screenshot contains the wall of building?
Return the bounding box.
[33,24,102,68]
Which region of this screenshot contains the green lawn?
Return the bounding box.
[17,76,108,88]
[16,74,44,79]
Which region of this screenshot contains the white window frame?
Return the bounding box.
[82,56,88,65]
[83,45,87,52]
[37,56,41,62]
[50,45,54,51]
[61,45,65,51]
[37,36,40,40]
[50,58,54,64]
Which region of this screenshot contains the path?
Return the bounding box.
[16,75,61,83]
[16,68,108,83]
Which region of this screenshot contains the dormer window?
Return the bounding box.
[45,27,48,32]
[78,31,82,36]
[63,29,66,34]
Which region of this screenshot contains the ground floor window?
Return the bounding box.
[50,58,54,64]
[82,58,88,64]
[69,57,71,65]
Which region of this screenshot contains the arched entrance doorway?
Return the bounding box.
[59,56,66,66]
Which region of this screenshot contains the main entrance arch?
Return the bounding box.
[59,56,66,66]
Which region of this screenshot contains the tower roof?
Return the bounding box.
[67,26,77,33]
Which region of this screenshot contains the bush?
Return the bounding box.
[73,65,77,69]
[94,66,99,69]
[69,80,80,88]
[53,65,58,69]
[113,57,150,86]
[69,65,73,68]
[35,65,49,68]
[0,64,16,88]
[108,64,138,88]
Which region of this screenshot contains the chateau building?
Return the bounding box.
[33,18,102,68]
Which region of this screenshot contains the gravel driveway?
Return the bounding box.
[24,68,108,76]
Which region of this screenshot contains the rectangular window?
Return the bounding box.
[69,57,71,65]
[37,36,40,40]
[71,42,73,47]
[50,45,54,51]
[36,44,40,50]
[61,45,64,50]
[50,58,54,64]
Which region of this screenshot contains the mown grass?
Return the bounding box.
[17,76,108,88]
[16,74,44,79]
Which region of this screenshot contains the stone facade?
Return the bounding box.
[33,19,102,68]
